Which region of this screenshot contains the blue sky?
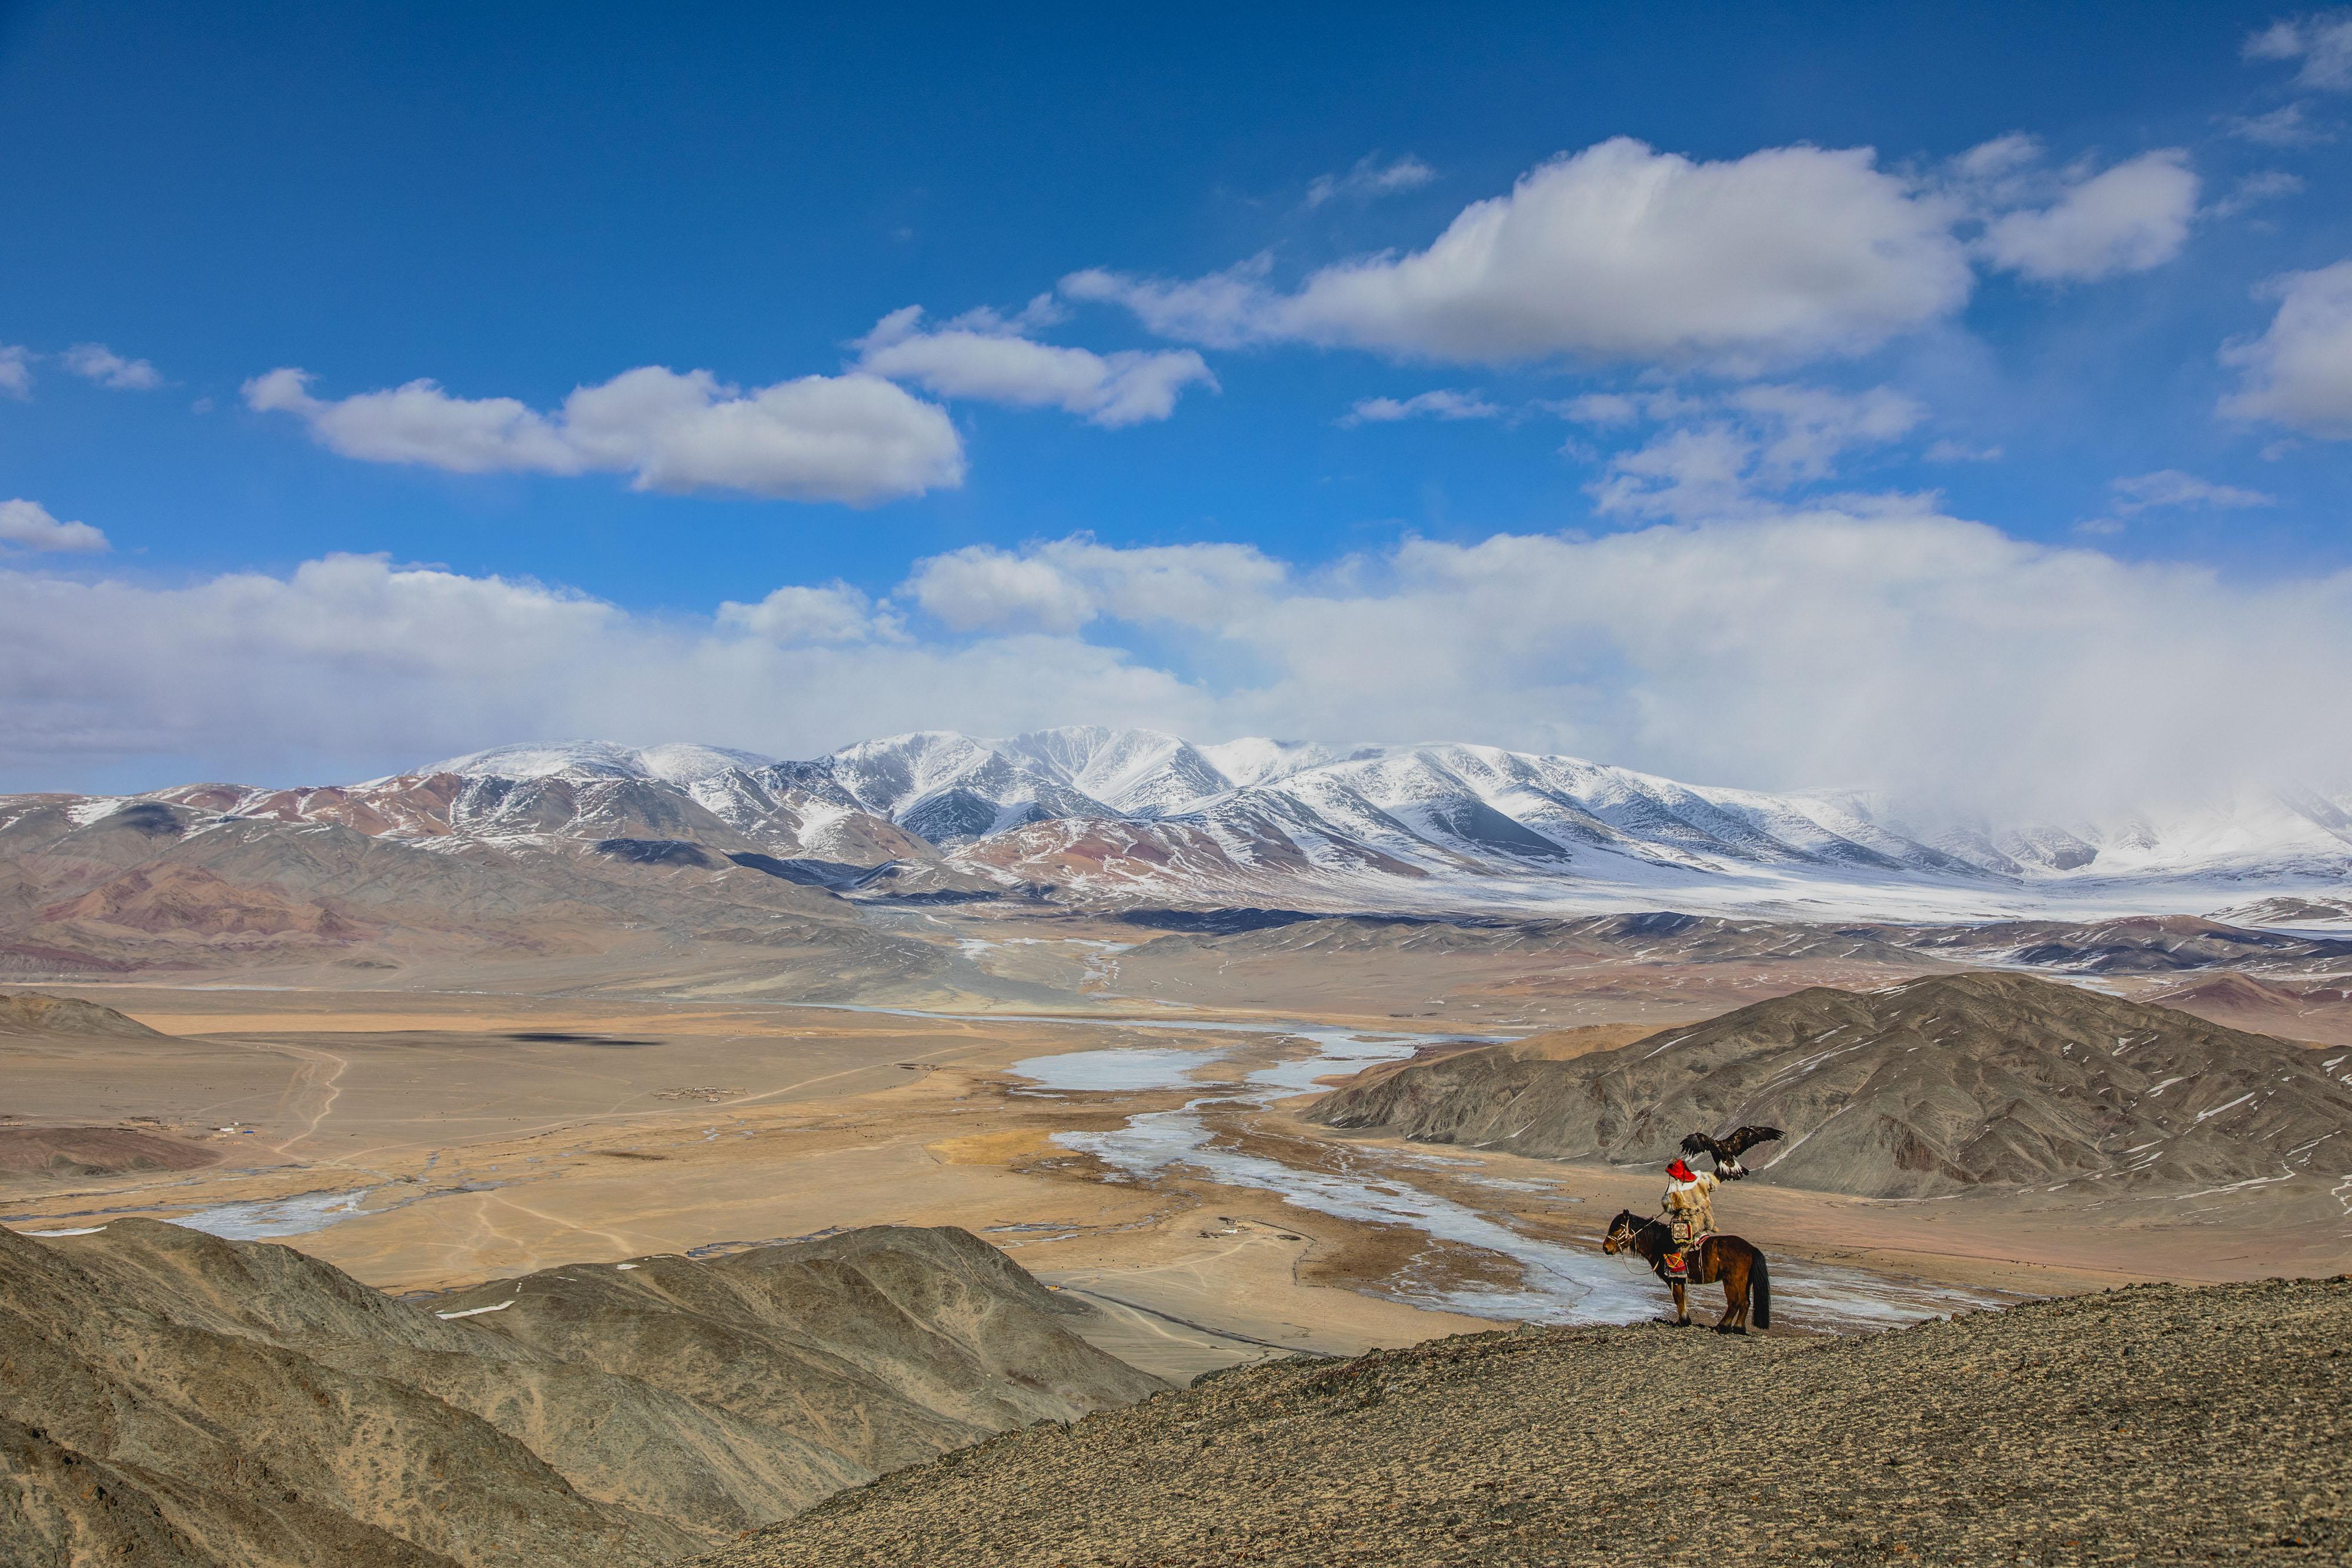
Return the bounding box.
[4,2,2350,800]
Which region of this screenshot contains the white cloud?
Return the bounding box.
[2107,470,2276,515]
[1725,385,1923,483]
[1339,389,1501,425]
[1067,138,1973,367]
[62,343,164,390]
[0,346,31,400]
[2246,12,2352,89]
[245,365,964,504]
[245,369,577,473]
[904,546,1102,634]
[2206,169,2306,219]
[2219,258,2352,437]
[2221,103,2332,146]
[1305,155,1436,208]
[0,499,109,554]
[9,518,2348,814]
[716,582,900,644]
[903,537,1286,634]
[1575,383,1923,519]
[1976,149,2199,282]
[0,553,1217,787]
[854,306,1216,427]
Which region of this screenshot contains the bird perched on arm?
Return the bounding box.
[1680,1125,1783,1178]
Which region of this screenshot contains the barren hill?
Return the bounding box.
[0,987,169,1037]
[2139,970,2352,1048]
[1307,971,2352,1198]
[0,1220,1161,1566]
[701,1276,2352,1568]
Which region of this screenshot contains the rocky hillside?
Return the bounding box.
[702,1276,2351,1568]
[0,1220,1162,1566]
[1307,971,2352,1198]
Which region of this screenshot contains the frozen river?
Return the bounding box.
[1013,1018,2015,1333]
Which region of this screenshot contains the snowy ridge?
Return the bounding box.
[94,726,2352,921]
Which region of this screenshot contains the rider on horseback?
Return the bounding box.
[1659,1155,1743,1279]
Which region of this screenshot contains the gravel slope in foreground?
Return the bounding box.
[701,1278,2350,1568]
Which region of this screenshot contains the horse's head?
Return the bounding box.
[1601,1210,1645,1255]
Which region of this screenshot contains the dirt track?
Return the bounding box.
[701,1276,2352,1568]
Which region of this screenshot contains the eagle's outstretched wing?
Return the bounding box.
[1678,1131,1726,1162]
[1679,1126,1784,1173]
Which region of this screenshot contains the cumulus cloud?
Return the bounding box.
[903,537,1285,634]
[244,364,964,504]
[8,518,2348,814]
[1975,148,2200,282]
[1066,138,1973,367]
[1566,383,1923,518]
[2246,12,2352,89]
[1339,389,1502,425]
[2221,103,2332,146]
[716,582,902,644]
[62,343,164,390]
[0,346,31,400]
[0,499,109,554]
[854,305,1216,427]
[2219,258,2352,437]
[904,546,1101,634]
[2107,470,2276,515]
[1305,154,1436,208]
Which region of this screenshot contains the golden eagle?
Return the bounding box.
[1679,1125,1783,1175]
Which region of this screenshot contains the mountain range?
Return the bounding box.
[4,729,2348,982]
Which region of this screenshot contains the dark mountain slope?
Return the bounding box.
[1307,971,2352,1198]
[1,1221,1162,1567]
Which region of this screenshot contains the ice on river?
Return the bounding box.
[1046,1021,2014,1334]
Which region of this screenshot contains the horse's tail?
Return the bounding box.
[1751,1245,1770,1330]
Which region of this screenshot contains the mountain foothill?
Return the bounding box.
[0,1218,1161,1566]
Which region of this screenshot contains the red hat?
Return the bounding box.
[1667,1158,1695,1182]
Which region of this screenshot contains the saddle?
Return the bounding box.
[1662,1231,1713,1279]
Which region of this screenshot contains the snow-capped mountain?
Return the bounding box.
[74,728,2352,921]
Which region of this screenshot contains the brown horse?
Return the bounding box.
[1602,1210,1770,1333]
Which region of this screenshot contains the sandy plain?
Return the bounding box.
[5,908,2349,1379]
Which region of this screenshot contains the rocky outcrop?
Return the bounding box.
[1306,971,2352,1198]
[0,1221,1164,1567]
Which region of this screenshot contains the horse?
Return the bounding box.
[1602,1210,1770,1334]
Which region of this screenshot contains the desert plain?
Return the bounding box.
[9,902,2347,1381]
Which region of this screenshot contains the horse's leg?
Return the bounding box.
[1716,1249,1748,1333]
[1671,1276,1689,1325]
